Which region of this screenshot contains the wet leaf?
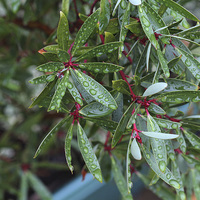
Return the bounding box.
[48,71,69,111]
[157,91,200,104]
[112,80,130,96]
[111,156,133,200]
[29,79,57,108]
[75,42,123,62]
[65,123,74,173]
[112,102,135,148]
[37,62,64,72]
[57,11,69,51]
[143,82,168,97]
[78,62,123,73]
[27,171,52,200]
[71,9,100,55]
[148,103,166,115]
[29,74,56,84]
[154,117,181,129]
[34,116,72,158]
[131,138,142,160]
[176,129,186,154]
[77,123,102,182]
[99,0,110,34]
[57,50,70,62]
[165,140,176,161]
[142,131,179,140]
[19,172,28,200]
[75,70,117,109]
[127,104,141,129]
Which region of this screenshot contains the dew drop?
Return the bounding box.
[89,158,93,162]
[89,89,97,95]
[72,91,77,96]
[68,82,73,89]
[158,146,162,150]
[83,81,89,87]
[142,16,150,27]
[76,97,82,105]
[169,179,180,189]
[91,82,94,86]
[83,147,88,154]
[81,139,86,144]
[179,191,186,200]
[91,164,97,169]
[51,106,55,110]
[166,173,171,179]
[94,68,100,73]
[98,94,104,99]
[158,154,163,159]
[172,124,178,129]
[159,161,166,172]
[146,154,150,159]
[108,104,117,110]
[185,58,191,66]
[105,98,109,102]
[57,99,61,104]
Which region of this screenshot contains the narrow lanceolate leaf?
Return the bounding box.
[83,117,118,132]
[57,50,70,62]
[29,74,56,84]
[71,9,100,55]
[67,80,83,106]
[112,80,130,96]
[19,172,28,200]
[142,145,180,190]
[112,102,135,148]
[29,79,57,108]
[157,91,200,104]
[175,47,200,81]
[146,43,151,72]
[182,129,200,150]
[78,62,123,73]
[138,5,159,49]
[111,156,133,200]
[119,2,130,58]
[142,131,179,140]
[148,103,166,115]
[99,0,110,34]
[65,123,74,173]
[37,62,64,72]
[154,0,199,22]
[143,82,167,97]
[57,11,69,51]
[143,1,170,44]
[127,104,141,129]
[27,172,52,200]
[131,138,142,160]
[70,68,95,104]
[165,140,176,161]
[75,70,117,109]
[154,118,181,129]
[75,42,122,62]
[176,129,186,154]
[171,161,186,200]
[157,49,170,78]
[77,123,102,182]
[48,72,69,111]
[80,102,113,118]
[129,0,141,6]
[147,114,167,173]
[34,116,71,158]
[191,169,200,200]
[126,138,133,193]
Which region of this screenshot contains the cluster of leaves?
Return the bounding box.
[29,0,200,199]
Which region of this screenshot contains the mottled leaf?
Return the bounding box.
[37,62,64,72]
[165,140,176,161]
[112,80,130,96]
[176,129,186,154]
[148,103,166,115]
[154,117,181,129]
[182,129,200,149]
[29,74,56,84]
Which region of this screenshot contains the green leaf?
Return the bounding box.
[29,79,57,108]
[175,47,200,81]
[99,0,110,34]
[75,70,117,109]
[77,123,102,182]
[143,1,170,44]
[126,138,133,193]
[62,0,70,17]
[34,116,72,158]
[78,62,123,73]
[65,123,74,173]
[75,42,123,62]
[154,117,181,129]
[112,102,135,148]
[157,91,200,103]
[27,171,52,200]
[147,114,167,172]
[125,20,143,35]
[138,4,159,49]
[57,50,70,62]
[127,104,141,129]
[112,80,130,96]
[111,156,133,200]
[148,103,166,115]
[105,18,120,34]
[143,82,167,97]
[83,117,118,132]
[142,131,179,140]
[182,129,200,150]
[57,11,69,51]
[165,140,176,161]
[19,172,28,200]
[37,62,64,72]
[131,138,142,160]
[9,0,21,13]
[176,129,186,154]
[191,169,200,200]
[154,0,199,22]
[141,145,180,190]
[71,9,100,55]
[29,74,56,84]
[157,49,170,78]
[48,72,69,111]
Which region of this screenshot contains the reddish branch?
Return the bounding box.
[104,131,112,156]
[89,0,100,15]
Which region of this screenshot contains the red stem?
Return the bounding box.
[89,0,100,15]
